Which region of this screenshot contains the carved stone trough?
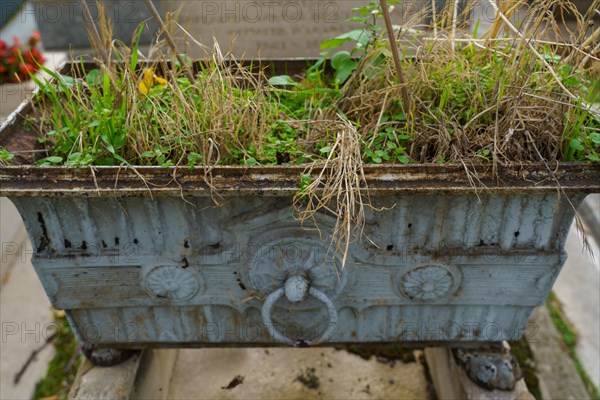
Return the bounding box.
[1,61,599,389]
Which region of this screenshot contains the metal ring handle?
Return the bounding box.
[261,275,338,346]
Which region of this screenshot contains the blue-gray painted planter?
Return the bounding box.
[2,156,598,347]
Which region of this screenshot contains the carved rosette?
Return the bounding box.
[247,233,346,300]
[141,265,203,301]
[397,264,461,302]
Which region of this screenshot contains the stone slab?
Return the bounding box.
[31,0,161,50]
[69,351,142,400]
[553,214,600,390]
[0,2,38,52]
[528,306,590,400]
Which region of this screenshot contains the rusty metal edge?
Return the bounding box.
[1,163,599,197]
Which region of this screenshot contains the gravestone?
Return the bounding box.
[23,1,506,56]
[157,0,432,59]
[31,0,161,50]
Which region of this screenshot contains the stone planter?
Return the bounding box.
[1,161,598,345]
[0,62,599,386]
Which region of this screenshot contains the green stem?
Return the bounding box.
[379,0,411,112]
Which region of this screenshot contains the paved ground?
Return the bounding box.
[168,348,429,400]
[0,200,54,400]
[529,307,590,400]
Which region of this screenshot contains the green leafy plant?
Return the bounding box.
[363,125,410,164]
[0,148,14,165]
[315,0,383,85]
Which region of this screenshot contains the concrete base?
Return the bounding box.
[425,347,534,400]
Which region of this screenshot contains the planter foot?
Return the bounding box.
[82,344,138,367]
[453,342,522,391]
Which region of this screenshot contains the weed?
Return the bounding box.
[21,1,599,168]
[0,147,14,165]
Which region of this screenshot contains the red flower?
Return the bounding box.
[19,63,35,75]
[28,48,44,64]
[1,32,44,83]
[28,31,41,47]
[24,50,36,64]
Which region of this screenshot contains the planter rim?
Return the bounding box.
[1,162,598,197]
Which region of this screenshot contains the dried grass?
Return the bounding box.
[293,115,370,267]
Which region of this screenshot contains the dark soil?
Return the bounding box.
[337,344,418,364]
[221,375,245,390]
[294,367,320,390]
[0,105,46,164]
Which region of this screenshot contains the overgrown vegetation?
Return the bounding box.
[4,0,596,168]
